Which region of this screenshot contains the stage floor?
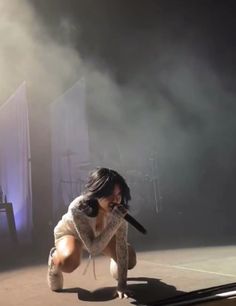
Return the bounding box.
[1,245,236,305]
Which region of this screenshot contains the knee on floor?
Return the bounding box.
[128,249,137,270]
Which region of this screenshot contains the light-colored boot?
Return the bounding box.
[110,258,118,280]
[47,247,63,291]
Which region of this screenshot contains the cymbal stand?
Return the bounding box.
[149,151,163,214]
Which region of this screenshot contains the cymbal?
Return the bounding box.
[61,150,79,156]
[126,169,143,178]
[76,162,92,170]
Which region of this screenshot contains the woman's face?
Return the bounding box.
[98,184,122,213]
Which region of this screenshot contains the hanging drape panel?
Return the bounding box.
[0,82,32,243]
[51,79,90,223]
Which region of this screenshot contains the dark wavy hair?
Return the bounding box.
[80,168,131,217]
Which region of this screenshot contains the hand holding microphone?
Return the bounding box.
[111,203,147,235]
[112,204,128,217]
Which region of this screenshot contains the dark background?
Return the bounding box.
[1,0,236,251]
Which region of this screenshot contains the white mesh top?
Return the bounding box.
[54,195,128,289]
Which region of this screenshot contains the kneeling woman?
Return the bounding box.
[47,168,136,299]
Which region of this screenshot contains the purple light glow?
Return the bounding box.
[0,83,32,243]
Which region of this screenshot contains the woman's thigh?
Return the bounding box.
[102,236,137,269]
[54,235,83,272]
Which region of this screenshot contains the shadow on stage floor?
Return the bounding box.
[59,277,184,304]
[0,239,47,272]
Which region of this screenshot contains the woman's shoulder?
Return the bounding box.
[66,195,90,221]
[68,195,84,210]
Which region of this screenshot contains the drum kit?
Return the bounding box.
[59,149,163,215]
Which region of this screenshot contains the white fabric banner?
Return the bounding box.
[0,82,32,243]
[51,79,90,222]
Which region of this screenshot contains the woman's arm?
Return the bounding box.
[116,221,128,291]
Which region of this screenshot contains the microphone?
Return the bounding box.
[124,213,147,235]
[110,203,147,235]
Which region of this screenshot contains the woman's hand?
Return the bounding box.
[115,288,134,299]
[112,204,128,218]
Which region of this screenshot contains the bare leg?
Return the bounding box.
[102,235,137,279]
[53,235,83,273]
